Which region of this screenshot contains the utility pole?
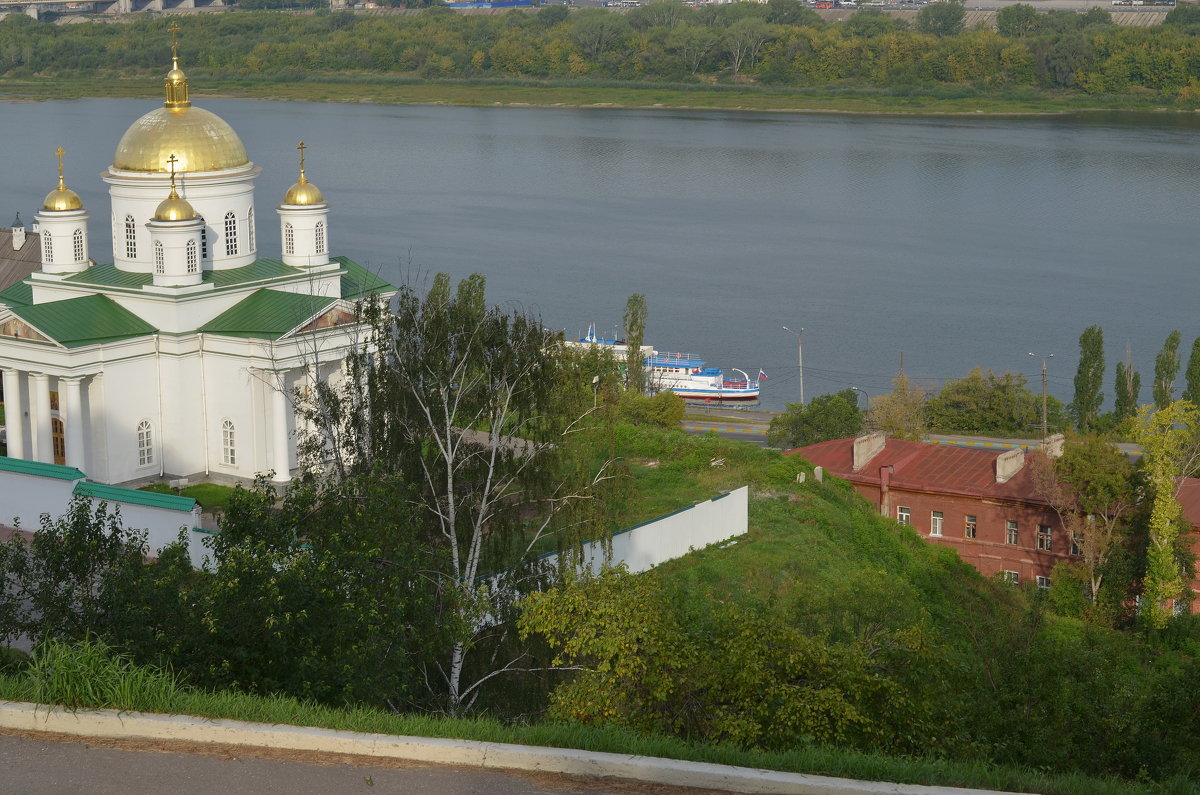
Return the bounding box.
[1028,351,1053,440]
[782,326,804,404]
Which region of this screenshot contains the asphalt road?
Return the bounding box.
[0,730,726,795]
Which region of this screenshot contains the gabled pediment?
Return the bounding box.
[296,305,358,334]
[0,315,50,344]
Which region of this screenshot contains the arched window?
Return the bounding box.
[137,420,154,467]
[248,207,255,252]
[73,229,84,262]
[186,239,198,273]
[224,212,238,256]
[154,241,164,274]
[42,233,52,263]
[284,222,294,256]
[314,220,326,255]
[125,215,137,259]
[221,419,236,466]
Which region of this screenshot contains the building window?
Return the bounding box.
[225,212,238,256]
[1036,575,1052,590]
[965,515,977,539]
[1071,534,1083,557]
[200,220,208,261]
[314,220,326,255]
[221,419,236,466]
[896,506,910,525]
[930,510,943,537]
[248,207,255,252]
[1002,570,1019,585]
[125,215,137,259]
[42,233,52,262]
[187,239,198,273]
[137,420,154,467]
[1037,525,1053,552]
[73,229,84,261]
[284,222,294,255]
[154,241,164,274]
[1005,521,1019,545]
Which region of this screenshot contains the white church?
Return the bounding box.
[0,36,394,487]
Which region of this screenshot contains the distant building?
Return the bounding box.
[798,432,1200,611]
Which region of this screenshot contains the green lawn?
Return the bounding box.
[140,482,239,513]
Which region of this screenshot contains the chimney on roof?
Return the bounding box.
[1040,433,1065,458]
[995,448,1026,484]
[852,432,886,471]
[11,212,25,250]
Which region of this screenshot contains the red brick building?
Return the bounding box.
[798,433,1075,588]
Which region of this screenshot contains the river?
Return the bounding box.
[3,98,1197,412]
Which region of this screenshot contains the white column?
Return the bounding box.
[61,376,86,472]
[31,373,51,464]
[271,373,292,483]
[3,368,25,460]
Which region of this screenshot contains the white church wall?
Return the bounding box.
[0,465,80,530]
[99,356,165,484]
[85,373,108,483]
[204,355,265,478]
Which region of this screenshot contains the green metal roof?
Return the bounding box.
[0,457,85,481]
[200,289,336,340]
[65,259,305,292]
[335,257,395,300]
[9,295,157,348]
[74,481,197,512]
[0,280,33,307]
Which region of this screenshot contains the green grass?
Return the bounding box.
[140,482,239,512]
[0,638,1168,795]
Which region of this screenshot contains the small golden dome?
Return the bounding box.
[43,182,83,212]
[113,106,249,173]
[283,174,325,206]
[154,187,196,221]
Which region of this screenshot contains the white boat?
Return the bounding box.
[569,325,762,403]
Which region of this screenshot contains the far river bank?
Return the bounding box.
[3,74,1200,116]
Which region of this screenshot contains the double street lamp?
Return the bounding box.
[782,325,804,405]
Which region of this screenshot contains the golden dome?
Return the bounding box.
[154,187,196,221]
[283,174,325,206]
[113,105,249,173]
[43,181,83,212]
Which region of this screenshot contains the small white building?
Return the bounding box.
[0,42,393,486]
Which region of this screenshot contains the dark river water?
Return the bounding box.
[4,98,1198,413]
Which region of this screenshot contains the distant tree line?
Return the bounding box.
[4,3,1200,98]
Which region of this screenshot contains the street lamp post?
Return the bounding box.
[782,325,804,405]
[1028,351,1053,440]
[849,386,866,409]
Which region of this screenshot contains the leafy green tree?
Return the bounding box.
[916,0,965,37]
[302,273,622,714]
[1079,7,1112,28]
[1114,357,1141,424]
[996,3,1040,37]
[767,389,863,448]
[868,371,926,441]
[1182,336,1200,407]
[1164,2,1200,26]
[842,8,904,38]
[724,17,776,74]
[1071,325,1105,432]
[1153,330,1182,410]
[618,389,685,427]
[627,0,690,31]
[1133,400,1200,627]
[666,23,721,74]
[570,9,631,58]
[925,367,1058,436]
[623,293,647,395]
[765,0,822,26]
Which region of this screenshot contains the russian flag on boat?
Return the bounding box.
[758,369,768,380]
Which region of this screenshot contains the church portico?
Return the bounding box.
[2,367,26,460]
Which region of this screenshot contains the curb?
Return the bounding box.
[0,701,1013,795]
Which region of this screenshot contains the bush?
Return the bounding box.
[0,646,30,675]
[617,389,685,427]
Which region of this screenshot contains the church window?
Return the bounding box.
[222,419,236,466]
[200,219,208,261]
[73,229,84,262]
[187,239,198,273]
[284,223,294,256]
[42,233,52,263]
[154,241,164,274]
[315,221,326,255]
[225,212,238,256]
[137,420,154,467]
[248,208,255,252]
[125,215,137,259]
